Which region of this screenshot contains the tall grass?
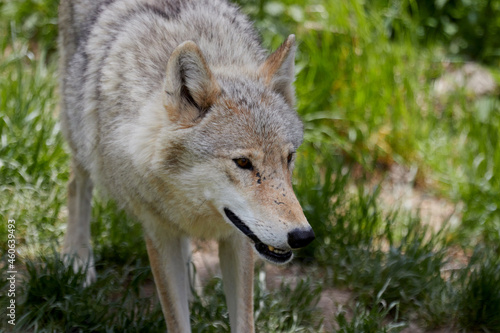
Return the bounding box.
[245,0,434,168]
[0,31,67,250]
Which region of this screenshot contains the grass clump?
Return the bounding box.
[335,296,405,333]
[253,272,323,332]
[0,251,165,332]
[352,218,447,314]
[455,246,500,332]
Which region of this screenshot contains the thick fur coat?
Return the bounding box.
[59,1,315,331]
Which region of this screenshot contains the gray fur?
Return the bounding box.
[59,0,310,331]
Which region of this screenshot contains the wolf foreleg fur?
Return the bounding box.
[145,234,191,333]
[62,160,96,285]
[219,233,255,333]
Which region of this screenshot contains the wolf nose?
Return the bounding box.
[287,228,315,249]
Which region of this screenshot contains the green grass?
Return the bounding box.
[335,297,405,333]
[0,250,322,332]
[12,252,165,332]
[455,246,500,331]
[2,0,500,331]
[249,0,500,245]
[0,36,67,251]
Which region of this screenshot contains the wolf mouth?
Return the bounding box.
[223,208,293,264]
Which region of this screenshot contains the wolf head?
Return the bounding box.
[155,35,314,264]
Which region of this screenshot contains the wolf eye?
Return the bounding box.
[287,153,294,164]
[234,158,253,170]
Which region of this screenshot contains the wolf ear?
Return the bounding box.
[258,34,297,106]
[164,41,220,123]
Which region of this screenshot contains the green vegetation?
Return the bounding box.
[2,249,321,332]
[1,0,500,331]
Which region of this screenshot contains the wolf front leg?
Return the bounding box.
[145,234,191,333]
[62,159,95,285]
[219,233,255,333]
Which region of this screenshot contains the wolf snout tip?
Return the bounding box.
[287,227,315,249]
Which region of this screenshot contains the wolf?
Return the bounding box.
[58,0,315,331]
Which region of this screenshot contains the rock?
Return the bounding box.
[433,62,497,98]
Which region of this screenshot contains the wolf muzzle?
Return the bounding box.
[223,207,315,264]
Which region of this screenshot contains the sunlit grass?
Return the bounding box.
[0,38,67,251]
